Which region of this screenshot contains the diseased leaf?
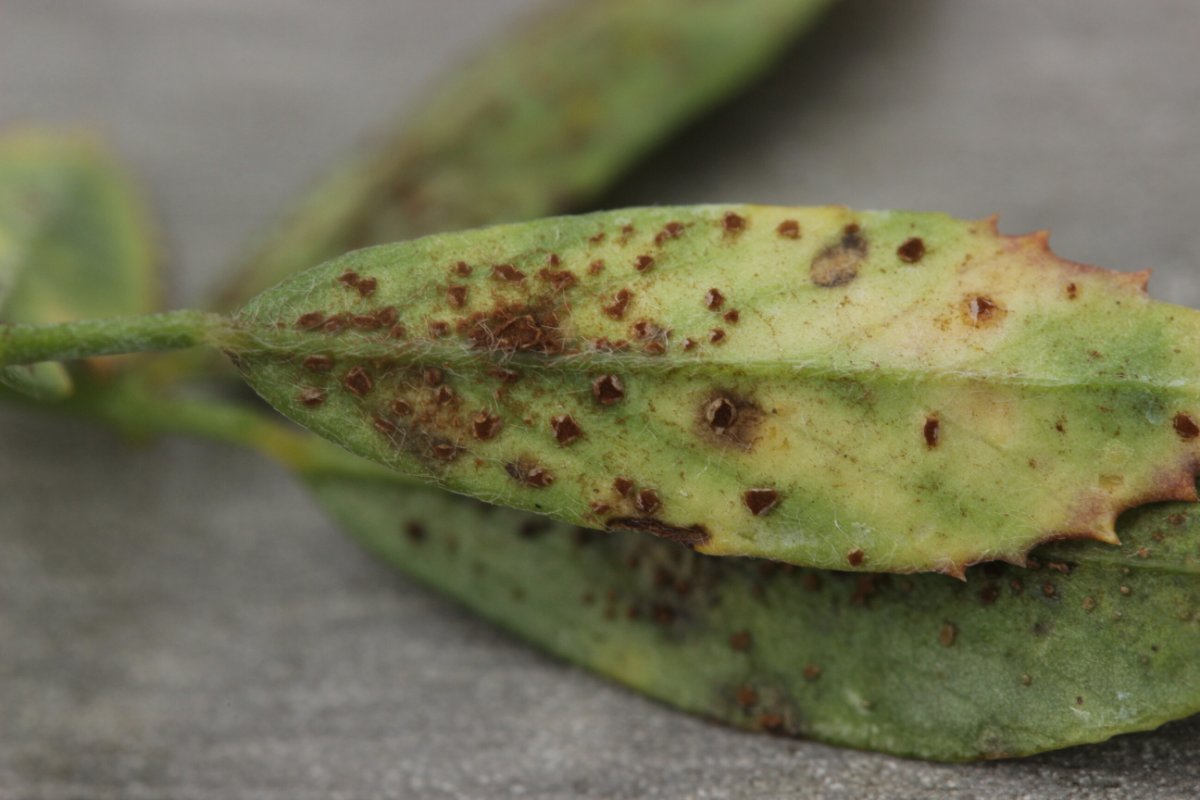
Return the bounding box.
[216,0,837,309]
[0,131,159,396]
[234,206,1200,574]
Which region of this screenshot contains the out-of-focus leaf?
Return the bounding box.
[216,0,837,309]
[0,132,159,396]
[233,206,1200,574]
[307,469,1200,761]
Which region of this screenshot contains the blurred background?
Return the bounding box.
[2,1,1199,797]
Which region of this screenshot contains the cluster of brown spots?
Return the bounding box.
[654,221,685,245]
[471,411,502,440]
[1066,282,1078,299]
[924,415,941,448]
[304,355,334,373]
[709,328,726,344]
[454,261,472,276]
[613,477,634,496]
[298,387,325,407]
[447,285,468,308]
[729,630,753,651]
[296,311,326,330]
[492,263,525,281]
[606,517,711,548]
[704,288,725,310]
[743,489,780,517]
[603,288,632,320]
[847,549,866,567]
[1174,412,1200,440]
[897,237,926,263]
[588,259,605,275]
[463,304,563,354]
[634,254,655,272]
[776,219,801,239]
[722,212,746,234]
[505,459,555,488]
[342,366,373,397]
[811,224,868,287]
[963,295,1005,326]
[631,319,670,354]
[551,414,583,446]
[538,268,577,292]
[634,489,662,515]
[939,622,958,647]
[337,270,360,288]
[592,374,625,405]
[335,270,377,298]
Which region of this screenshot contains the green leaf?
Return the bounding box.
[0,131,159,396]
[215,0,837,309]
[308,469,1200,761]
[233,205,1200,574]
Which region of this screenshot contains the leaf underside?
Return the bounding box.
[237,205,1200,575]
[311,469,1200,762]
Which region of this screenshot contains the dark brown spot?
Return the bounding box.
[709,328,726,344]
[613,477,634,497]
[465,304,563,354]
[939,622,958,647]
[337,270,360,287]
[342,367,373,397]
[605,517,710,548]
[722,212,746,233]
[810,226,868,287]
[447,285,468,308]
[538,268,577,292]
[777,219,801,239]
[736,686,758,708]
[588,232,606,245]
[356,277,377,297]
[472,411,502,441]
[298,387,325,407]
[730,630,753,651]
[682,338,697,351]
[847,549,865,567]
[492,263,525,281]
[428,320,450,337]
[654,221,685,245]
[375,307,398,327]
[603,289,632,319]
[1174,413,1200,440]
[391,398,412,416]
[704,288,725,310]
[551,414,583,446]
[963,295,1005,326]
[924,416,940,448]
[303,355,334,373]
[373,416,397,435]
[505,460,555,488]
[743,489,780,517]
[634,489,662,515]
[423,368,443,387]
[322,313,351,333]
[588,259,605,275]
[547,253,561,267]
[435,385,457,406]
[1067,282,1078,300]
[723,309,740,324]
[897,237,926,263]
[405,521,427,543]
[592,374,625,405]
[296,311,325,330]
[431,440,462,461]
[454,261,472,276]
[634,254,655,272]
[706,396,738,433]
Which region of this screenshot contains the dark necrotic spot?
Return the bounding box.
[706,396,738,433]
[298,387,325,407]
[897,237,926,263]
[924,415,940,448]
[1174,413,1200,440]
[431,440,462,461]
[810,225,868,287]
[465,304,563,354]
[472,411,502,440]
[304,355,334,373]
[743,488,780,517]
[342,366,373,397]
[777,219,801,239]
[435,385,457,406]
[551,414,583,446]
[592,374,625,405]
[605,517,710,548]
[405,521,427,543]
[634,489,662,515]
[700,392,761,450]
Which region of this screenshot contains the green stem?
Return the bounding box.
[0,310,226,367]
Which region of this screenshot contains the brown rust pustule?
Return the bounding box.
[603,288,632,319]
[296,311,326,330]
[465,303,565,354]
[471,411,502,441]
[700,392,762,450]
[303,355,334,373]
[924,415,941,448]
[963,295,1006,327]
[777,219,801,239]
[592,374,625,405]
[1174,413,1200,440]
[743,489,780,517]
[606,517,711,548]
[492,263,526,281]
[634,254,655,272]
[505,459,555,488]
[654,221,685,245]
[634,489,662,515]
[298,387,325,407]
[722,212,747,234]
[538,268,577,292]
[704,288,725,310]
[550,414,583,446]
[810,225,868,287]
[447,285,468,308]
[897,237,926,263]
[342,366,374,397]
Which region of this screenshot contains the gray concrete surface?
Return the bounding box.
[3,1,1200,797]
